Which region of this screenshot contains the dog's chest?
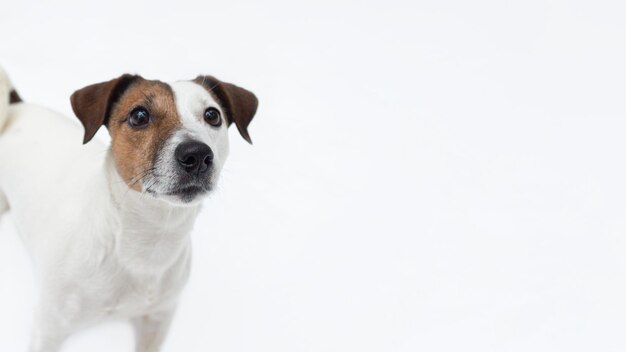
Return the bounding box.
[54,192,198,322]
[104,272,177,316]
[98,252,191,319]
[79,228,193,320]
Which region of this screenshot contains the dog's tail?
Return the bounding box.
[0,66,21,133]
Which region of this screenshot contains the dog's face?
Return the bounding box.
[70,75,258,205]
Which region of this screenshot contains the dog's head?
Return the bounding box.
[70,75,258,205]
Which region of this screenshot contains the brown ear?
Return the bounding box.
[194,75,258,144]
[70,74,139,144]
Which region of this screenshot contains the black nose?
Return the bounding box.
[175,141,213,174]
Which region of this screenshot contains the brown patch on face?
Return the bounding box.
[106,79,182,191]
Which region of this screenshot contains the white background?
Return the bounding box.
[1,0,625,351]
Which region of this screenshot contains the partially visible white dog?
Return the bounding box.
[0,66,258,352]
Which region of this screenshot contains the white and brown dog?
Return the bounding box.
[0,67,258,352]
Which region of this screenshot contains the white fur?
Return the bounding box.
[0,73,229,351]
[0,66,13,132]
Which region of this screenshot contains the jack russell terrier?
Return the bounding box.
[0,66,258,352]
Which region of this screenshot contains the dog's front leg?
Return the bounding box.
[29,314,68,352]
[29,289,84,352]
[132,309,176,352]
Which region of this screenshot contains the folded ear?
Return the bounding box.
[194,75,259,144]
[70,74,139,144]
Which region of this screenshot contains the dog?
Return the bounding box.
[0,66,258,352]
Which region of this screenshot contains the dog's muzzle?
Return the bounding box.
[155,139,215,202]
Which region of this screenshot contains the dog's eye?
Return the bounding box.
[204,107,222,127]
[129,107,150,128]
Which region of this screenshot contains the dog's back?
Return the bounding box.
[0,67,15,133]
[0,67,10,215]
[0,68,109,252]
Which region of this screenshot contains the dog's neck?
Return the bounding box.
[104,153,200,274]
